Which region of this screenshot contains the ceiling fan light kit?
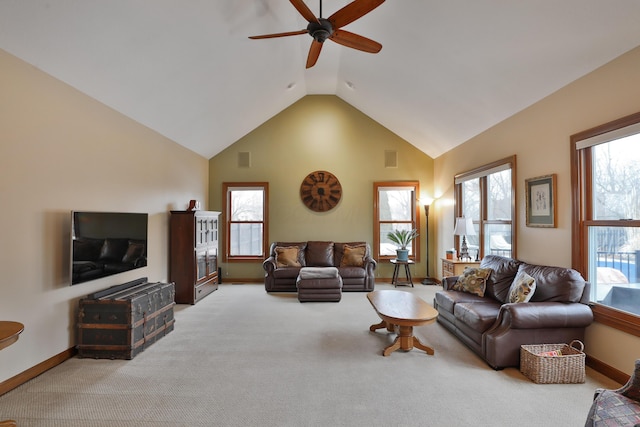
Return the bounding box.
[249,0,385,68]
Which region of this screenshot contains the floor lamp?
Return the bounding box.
[421,204,437,285]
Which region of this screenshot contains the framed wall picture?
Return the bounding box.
[525,174,557,228]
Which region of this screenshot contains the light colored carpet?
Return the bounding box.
[0,283,620,426]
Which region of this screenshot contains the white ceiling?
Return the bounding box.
[2,1,640,159]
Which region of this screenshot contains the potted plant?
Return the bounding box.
[387,228,418,261]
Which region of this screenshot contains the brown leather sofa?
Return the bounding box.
[433,255,593,369]
[263,241,376,292]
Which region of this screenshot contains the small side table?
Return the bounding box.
[441,258,480,278]
[0,321,24,427]
[390,259,414,287]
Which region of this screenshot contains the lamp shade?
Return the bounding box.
[453,217,476,236]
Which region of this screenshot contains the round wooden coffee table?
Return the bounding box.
[367,290,438,356]
[0,321,24,427]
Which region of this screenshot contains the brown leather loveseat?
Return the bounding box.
[263,241,376,292]
[434,255,593,369]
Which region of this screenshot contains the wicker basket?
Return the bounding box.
[520,340,585,384]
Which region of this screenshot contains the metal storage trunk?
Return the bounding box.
[77,278,175,359]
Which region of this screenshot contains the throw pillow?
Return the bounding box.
[452,267,492,297]
[340,244,366,267]
[275,246,301,268]
[508,271,536,303]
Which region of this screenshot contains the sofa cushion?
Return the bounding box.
[338,266,366,279]
[306,241,335,267]
[435,290,487,313]
[275,246,302,268]
[508,270,536,303]
[340,244,366,267]
[454,301,502,334]
[272,267,301,279]
[480,255,522,303]
[452,267,492,297]
[298,266,339,279]
[587,390,640,426]
[519,263,586,303]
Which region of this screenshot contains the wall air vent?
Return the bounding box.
[238,152,251,168]
[384,150,397,168]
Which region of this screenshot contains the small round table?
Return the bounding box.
[0,321,24,427]
[0,321,24,351]
[390,258,414,287]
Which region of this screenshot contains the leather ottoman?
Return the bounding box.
[296,267,343,302]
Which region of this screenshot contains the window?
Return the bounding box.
[374,181,420,260]
[223,182,269,261]
[454,156,516,260]
[571,112,640,333]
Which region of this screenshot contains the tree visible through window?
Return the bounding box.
[572,114,640,324]
[454,156,516,260]
[374,182,420,260]
[223,183,268,261]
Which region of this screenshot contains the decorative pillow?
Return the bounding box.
[452,267,492,297]
[340,244,366,267]
[508,271,536,303]
[275,246,301,268]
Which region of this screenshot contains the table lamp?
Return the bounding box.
[453,217,476,261]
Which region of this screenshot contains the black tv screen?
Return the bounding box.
[71,211,148,285]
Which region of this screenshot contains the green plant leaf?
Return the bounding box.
[386,228,418,249]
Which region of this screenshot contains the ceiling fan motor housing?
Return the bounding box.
[307,18,334,43]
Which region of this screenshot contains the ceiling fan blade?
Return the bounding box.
[249,29,308,39]
[290,0,320,24]
[306,40,323,68]
[328,0,385,29]
[330,29,382,53]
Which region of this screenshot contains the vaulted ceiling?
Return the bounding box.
[2,1,640,159]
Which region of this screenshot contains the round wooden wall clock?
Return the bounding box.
[300,170,342,212]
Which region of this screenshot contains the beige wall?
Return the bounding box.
[209,95,435,281]
[434,45,640,374]
[0,49,209,383]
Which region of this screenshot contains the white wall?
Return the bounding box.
[0,49,209,383]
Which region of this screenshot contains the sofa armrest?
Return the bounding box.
[442,276,459,290]
[364,256,377,270]
[263,256,276,273]
[492,302,593,330]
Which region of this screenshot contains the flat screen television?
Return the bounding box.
[71,211,148,285]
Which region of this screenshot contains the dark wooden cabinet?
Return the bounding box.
[170,210,220,304]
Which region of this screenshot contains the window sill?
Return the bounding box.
[226,256,264,263]
[591,303,640,337]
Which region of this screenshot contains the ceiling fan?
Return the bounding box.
[249,0,385,68]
